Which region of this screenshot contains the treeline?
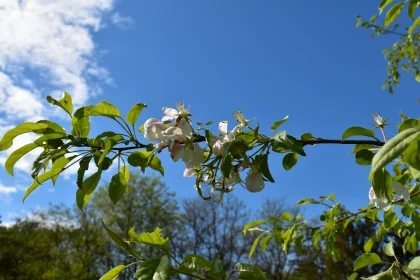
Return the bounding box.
[0,174,412,280]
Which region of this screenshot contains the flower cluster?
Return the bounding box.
[368,181,410,211]
[143,104,266,199]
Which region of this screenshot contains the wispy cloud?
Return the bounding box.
[0,1,133,178]
[111,12,135,29]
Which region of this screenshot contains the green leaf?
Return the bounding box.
[98,134,123,168]
[108,166,130,204]
[361,263,400,279]
[271,131,306,156]
[23,169,62,202]
[370,128,420,180]
[134,257,161,280]
[351,144,375,154]
[234,263,266,280]
[243,220,266,236]
[258,154,275,183]
[91,101,121,118]
[384,241,395,257]
[77,156,93,189]
[281,212,292,221]
[260,235,274,253]
[282,153,298,170]
[407,256,420,271]
[99,265,126,280]
[296,198,317,205]
[37,120,65,134]
[403,139,420,170]
[153,255,170,280]
[76,171,102,211]
[148,154,164,176]
[102,221,143,259]
[46,92,73,117]
[354,253,382,271]
[372,169,393,203]
[0,122,49,151]
[221,154,233,178]
[406,234,418,254]
[409,17,420,34]
[126,103,147,125]
[379,0,394,14]
[210,258,224,273]
[349,273,358,280]
[300,132,313,140]
[72,106,93,137]
[128,227,170,254]
[271,116,288,131]
[384,2,405,28]
[408,0,419,20]
[356,149,374,165]
[342,127,376,140]
[50,156,76,185]
[5,143,39,176]
[180,254,212,272]
[364,236,376,253]
[249,235,261,260]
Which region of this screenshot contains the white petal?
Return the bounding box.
[182,144,205,168]
[212,140,225,157]
[374,199,392,211]
[183,168,197,177]
[369,187,376,201]
[225,125,240,141]
[144,118,161,127]
[392,181,410,201]
[162,107,179,118]
[170,142,184,162]
[218,121,228,135]
[162,127,187,141]
[162,115,175,122]
[245,171,264,192]
[178,119,193,139]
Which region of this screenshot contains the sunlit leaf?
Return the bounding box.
[354,253,382,270]
[342,127,376,140]
[0,122,49,151]
[46,92,73,117]
[128,227,170,253]
[126,103,147,125]
[5,143,39,176]
[99,265,126,280]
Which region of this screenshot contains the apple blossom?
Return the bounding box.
[144,118,168,141]
[162,102,190,122]
[368,181,410,211]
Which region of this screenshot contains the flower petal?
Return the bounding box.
[170,142,184,162]
[162,107,179,118]
[183,168,197,177]
[178,119,193,139]
[218,121,228,135]
[162,127,187,142]
[392,181,410,201]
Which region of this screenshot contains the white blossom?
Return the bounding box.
[368,182,410,211]
[144,118,168,141]
[245,165,264,192]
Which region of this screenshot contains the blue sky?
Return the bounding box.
[0,0,418,223]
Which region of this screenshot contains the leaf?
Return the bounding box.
[126,103,147,125]
[77,156,93,189]
[102,221,143,259]
[348,273,358,280]
[406,234,418,254]
[271,131,306,156]
[50,156,77,185]
[271,116,288,131]
[5,143,39,176]
[384,2,405,28]
[352,144,376,154]
[342,127,376,140]
[108,166,130,204]
[221,154,233,179]
[99,265,126,280]
[46,92,73,117]
[0,122,49,151]
[282,153,298,170]
[300,132,313,140]
[354,253,382,270]
[361,263,401,279]
[134,257,161,280]
[364,237,376,253]
[355,150,374,165]
[91,101,121,118]
[409,17,420,34]
[383,241,395,257]
[249,235,261,260]
[408,0,419,20]
[243,220,266,236]
[23,169,62,202]
[372,169,393,203]
[403,139,420,170]
[379,0,394,14]
[76,171,102,211]
[128,227,170,254]
[296,198,317,205]
[180,254,212,272]
[234,263,266,279]
[407,256,420,271]
[258,154,275,182]
[281,212,292,221]
[210,258,224,273]
[153,255,170,280]
[370,128,420,180]
[261,235,274,253]
[98,134,123,168]
[72,106,93,137]
[148,154,164,176]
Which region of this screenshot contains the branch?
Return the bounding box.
[299,138,384,146]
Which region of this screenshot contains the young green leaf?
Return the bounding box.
[258,154,275,183]
[384,2,405,28]
[46,92,73,117]
[282,153,298,170]
[108,166,130,204]
[355,150,374,165]
[128,227,170,254]
[383,241,395,257]
[354,253,382,270]
[342,127,376,140]
[248,235,262,260]
[77,156,93,189]
[407,256,420,271]
[372,169,393,203]
[76,170,102,211]
[148,154,164,176]
[72,106,93,137]
[0,122,49,151]
[408,0,419,20]
[261,235,274,253]
[379,0,394,14]
[271,116,288,131]
[102,221,143,259]
[134,257,161,279]
[91,101,121,118]
[126,103,147,125]
[5,143,39,176]
[271,131,306,156]
[153,255,170,280]
[243,220,266,236]
[370,128,420,180]
[403,139,420,170]
[99,265,126,280]
[23,169,62,202]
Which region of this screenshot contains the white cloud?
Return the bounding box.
[0,0,133,178]
[0,183,18,205]
[111,12,135,29]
